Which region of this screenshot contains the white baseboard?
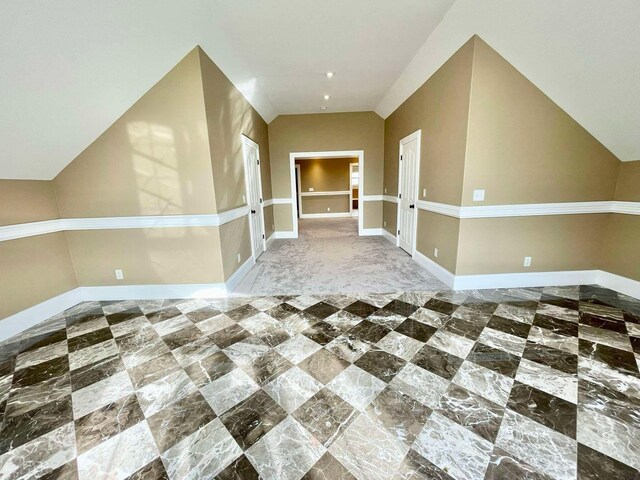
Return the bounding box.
[265,233,275,249]
[273,231,297,239]
[595,270,640,299]
[412,250,455,288]
[300,212,351,219]
[381,229,396,244]
[0,257,257,343]
[360,228,384,236]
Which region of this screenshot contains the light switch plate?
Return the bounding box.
[524,256,532,267]
[309,188,314,192]
[423,188,427,198]
[115,269,124,280]
[434,248,438,258]
[384,187,387,194]
[473,189,485,202]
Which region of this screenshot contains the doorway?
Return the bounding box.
[396,130,421,255]
[349,162,359,217]
[241,135,266,259]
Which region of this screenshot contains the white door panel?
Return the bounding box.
[397,133,420,254]
[242,137,265,259]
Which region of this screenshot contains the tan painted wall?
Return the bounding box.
[54,48,216,218]
[301,196,350,215]
[602,214,640,282]
[416,211,460,274]
[296,158,353,192]
[264,205,275,239]
[0,180,60,227]
[218,216,253,279]
[456,215,606,275]
[615,161,640,202]
[384,37,474,206]
[0,234,77,319]
[364,201,383,229]
[65,227,225,285]
[383,201,397,235]
[273,204,294,232]
[463,37,620,206]
[269,112,384,229]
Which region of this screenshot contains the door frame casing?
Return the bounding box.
[295,164,302,218]
[241,134,266,260]
[349,162,359,216]
[395,130,422,256]
[288,150,365,237]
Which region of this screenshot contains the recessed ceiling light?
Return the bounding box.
[325,71,334,78]
[323,94,330,100]
[321,106,327,110]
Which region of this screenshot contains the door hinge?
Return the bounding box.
[397,230,400,235]
[262,234,265,239]
[400,155,403,160]
[260,198,263,203]
[398,193,402,199]
[257,159,260,165]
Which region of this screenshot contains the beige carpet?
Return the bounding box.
[234,218,447,295]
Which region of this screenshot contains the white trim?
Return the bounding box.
[300,190,350,197]
[412,250,456,288]
[295,164,302,221]
[595,270,640,299]
[273,231,297,239]
[361,195,384,202]
[349,162,358,215]
[383,195,398,203]
[417,201,461,218]
[265,233,275,249]
[612,201,640,215]
[271,198,294,205]
[396,129,422,254]
[360,228,385,236]
[225,256,257,293]
[381,229,396,244]
[300,212,352,219]
[289,150,365,237]
[263,199,274,207]
[241,134,266,261]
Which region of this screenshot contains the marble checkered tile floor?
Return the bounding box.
[0,285,639,479]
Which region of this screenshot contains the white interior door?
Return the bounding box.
[242,136,265,259]
[397,132,420,254]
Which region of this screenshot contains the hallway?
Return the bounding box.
[234,218,446,295]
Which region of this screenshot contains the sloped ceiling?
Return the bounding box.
[377,0,640,161]
[1,1,639,180]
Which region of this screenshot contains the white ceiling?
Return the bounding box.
[1,0,639,179]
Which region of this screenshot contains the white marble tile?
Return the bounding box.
[410,308,449,328]
[578,356,640,401]
[73,370,134,418]
[249,296,282,311]
[324,311,363,331]
[390,363,449,408]
[67,317,109,339]
[69,339,119,371]
[15,341,68,371]
[527,325,579,355]
[493,304,535,324]
[577,406,640,471]
[77,421,158,480]
[327,365,386,411]
[427,330,475,359]
[223,338,270,366]
[171,337,220,368]
[195,314,236,335]
[135,370,197,416]
[413,411,493,480]
[286,295,321,310]
[101,301,138,315]
[477,327,526,356]
[516,358,577,403]
[329,413,409,480]
[239,312,281,334]
[246,417,325,480]
[109,316,151,338]
[263,366,322,413]
[200,368,260,415]
[274,334,322,364]
[153,315,193,337]
[0,423,75,479]
[496,409,577,480]
[452,361,513,406]
[161,418,242,479]
[175,299,211,314]
[536,304,579,323]
[377,331,423,361]
[579,324,633,352]
[626,322,640,337]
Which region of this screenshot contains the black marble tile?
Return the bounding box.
[146,306,183,324]
[347,320,389,344]
[65,308,104,326]
[394,318,436,342]
[0,396,73,454]
[69,356,126,392]
[126,458,169,480]
[209,324,251,349]
[532,314,578,338]
[437,383,504,443]
[11,355,69,388]
[631,336,640,355]
[578,379,640,429]
[302,452,356,480]
[301,321,342,346]
[74,393,144,454]
[304,302,340,320]
[105,307,144,326]
[40,459,79,480]
[539,294,579,311]
[343,300,378,319]
[161,325,202,350]
[423,298,458,315]
[255,326,291,348]
[522,341,577,375]
[19,330,68,354]
[487,315,532,339]
[442,317,485,341]
[216,455,260,479]
[147,391,216,452]
[185,351,236,387]
[578,339,639,376]
[299,349,349,384]
[292,388,357,447]
[226,304,260,322]
[382,299,419,317]
[507,381,576,438]
[576,443,640,480]
[184,306,221,323]
[484,446,552,480]
[266,303,299,320]
[5,372,71,418]
[411,344,464,380]
[242,350,292,386]
[396,449,454,480]
[354,348,406,383]
[367,385,431,445]
[220,390,287,450]
[67,328,113,353]
[467,343,520,378]
[579,312,627,333]
[128,352,181,389]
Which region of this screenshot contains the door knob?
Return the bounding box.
[409,204,415,209]
[251,209,256,214]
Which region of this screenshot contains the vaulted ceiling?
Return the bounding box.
[1,0,639,179]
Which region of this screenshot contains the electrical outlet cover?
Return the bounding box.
[472,189,485,202]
